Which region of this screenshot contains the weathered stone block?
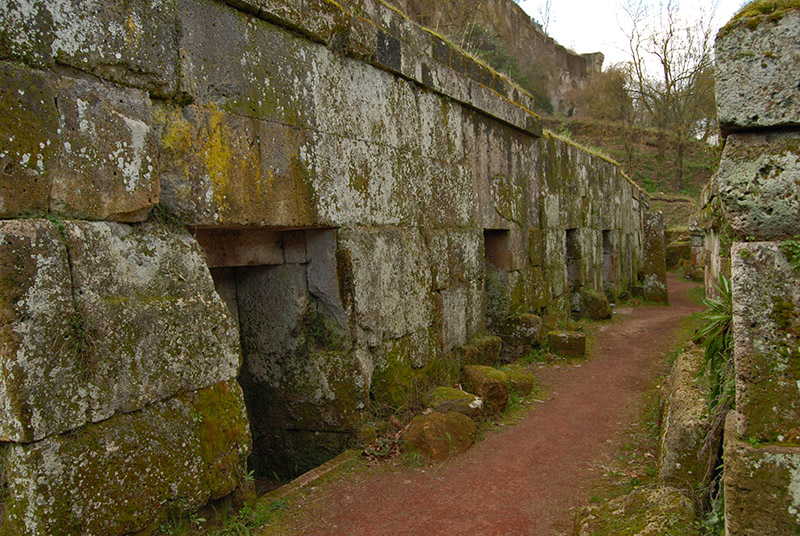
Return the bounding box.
[0,221,240,443]
[716,9,800,130]
[658,344,715,491]
[460,365,508,415]
[548,330,586,357]
[718,132,800,240]
[724,414,800,535]
[51,76,159,222]
[494,313,543,349]
[155,103,315,226]
[641,211,668,303]
[427,386,484,420]
[0,378,250,536]
[500,364,535,395]
[0,220,76,443]
[178,0,316,126]
[582,288,611,320]
[400,411,476,461]
[0,0,179,95]
[732,242,800,442]
[0,62,59,217]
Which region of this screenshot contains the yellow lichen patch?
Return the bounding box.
[201,105,233,214]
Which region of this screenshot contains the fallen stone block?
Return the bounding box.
[457,335,503,366]
[460,365,509,415]
[494,313,543,348]
[583,289,611,320]
[500,364,535,396]
[400,411,476,461]
[426,386,484,420]
[547,331,586,358]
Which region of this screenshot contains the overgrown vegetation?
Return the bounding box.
[693,275,734,534]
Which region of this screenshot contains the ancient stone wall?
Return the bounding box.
[382,0,603,112]
[714,7,800,534]
[0,0,647,532]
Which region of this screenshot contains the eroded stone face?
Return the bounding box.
[732,242,800,443]
[641,211,668,303]
[51,77,159,222]
[0,220,75,443]
[0,62,59,217]
[0,220,240,442]
[716,10,800,130]
[724,414,800,535]
[0,378,250,536]
[718,131,800,240]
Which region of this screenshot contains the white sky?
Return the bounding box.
[517,0,748,67]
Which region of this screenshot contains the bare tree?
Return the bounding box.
[620,0,718,191]
[536,0,554,34]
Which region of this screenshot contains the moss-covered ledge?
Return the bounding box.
[220,0,542,137]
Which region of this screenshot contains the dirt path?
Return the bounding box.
[279,273,701,535]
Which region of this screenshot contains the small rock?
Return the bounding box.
[460,365,509,415]
[400,412,477,461]
[547,331,586,357]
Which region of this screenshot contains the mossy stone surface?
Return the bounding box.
[400,411,477,461]
[460,365,509,415]
[0,220,77,443]
[547,330,586,358]
[51,76,159,222]
[500,365,535,395]
[0,379,250,536]
[732,242,800,442]
[582,288,611,320]
[641,211,668,304]
[0,62,58,217]
[427,386,484,419]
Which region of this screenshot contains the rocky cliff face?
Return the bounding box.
[385,0,604,112]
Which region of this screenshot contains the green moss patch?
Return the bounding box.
[720,0,800,36]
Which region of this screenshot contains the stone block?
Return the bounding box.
[0,379,250,536]
[582,288,611,320]
[400,411,476,461]
[427,386,484,420]
[0,62,59,217]
[732,242,800,442]
[724,414,800,535]
[178,0,317,126]
[0,220,77,443]
[718,132,800,240]
[716,9,800,130]
[51,76,159,222]
[0,220,241,443]
[494,313,543,349]
[658,344,715,490]
[0,0,179,95]
[548,330,586,357]
[460,365,508,415]
[154,103,315,226]
[641,211,668,303]
[500,364,535,395]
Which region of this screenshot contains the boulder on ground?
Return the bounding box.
[547,331,586,357]
[494,313,543,347]
[427,387,484,420]
[460,365,509,415]
[500,365,535,395]
[583,289,612,320]
[400,411,477,461]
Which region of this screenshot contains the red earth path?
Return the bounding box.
[280,273,701,535]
